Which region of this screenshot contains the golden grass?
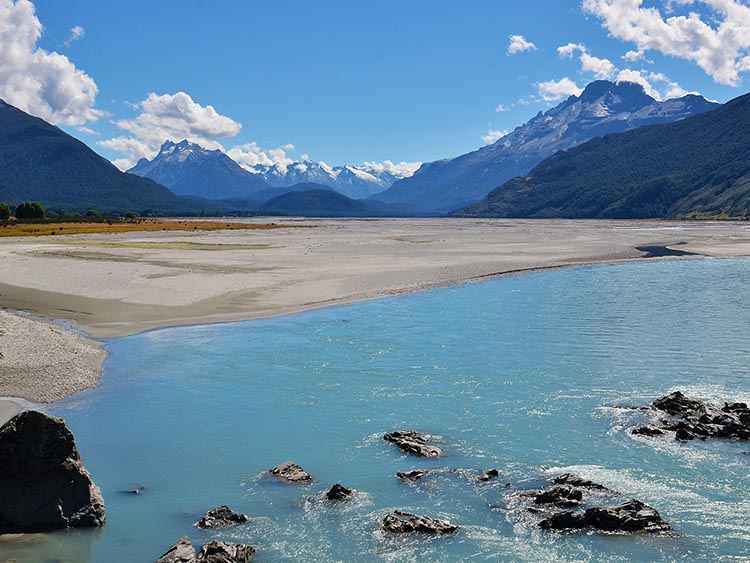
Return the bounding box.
[0,219,290,238]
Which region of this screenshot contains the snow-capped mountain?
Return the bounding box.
[372,80,720,213]
[128,140,269,199]
[248,160,416,199]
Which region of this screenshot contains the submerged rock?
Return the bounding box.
[531,486,583,508]
[552,473,607,490]
[157,536,196,563]
[382,510,458,534]
[0,410,106,534]
[383,430,443,457]
[270,461,312,482]
[540,499,669,533]
[195,505,249,529]
[326,483,355,501]
[197,540,256,563]
[631,425,665,437]
[477,468,500,482]
[396,469,432,481]
[121,485,146,495]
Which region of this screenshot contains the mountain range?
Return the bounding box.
[0,100,213,214]
[371,81,720,214]
[454,91,750,219]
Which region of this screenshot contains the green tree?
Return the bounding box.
[84,208,101,218]
[124,210,139,219]
[15,201,46,219]
[0,202,10,221]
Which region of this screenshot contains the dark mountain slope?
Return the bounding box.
[258,189,378,217]
[454,92,750,219]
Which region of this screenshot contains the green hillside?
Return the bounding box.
[455,92,750,219]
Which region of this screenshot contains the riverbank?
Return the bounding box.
[0,218,748,403]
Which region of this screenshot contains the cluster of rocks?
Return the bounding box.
[517,473,670,534]
[382,510,458,534]
[194,505,249,529]
[630,391,750,442]
[157,536,255,563]
[0,411,106,535]
[384,429,443,457]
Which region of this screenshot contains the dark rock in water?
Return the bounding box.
[195,505,249,529]
[477,469,500,482]
[383,430,443,457]
[121,485,146,495]
[539,499,669,533]
[196,540,256,563]
[326,483,355,501]
[382,510,458,534]
[552,473,606,490]
[270,461,312,482]
[539,510,588,530]
[0,410,106,534]
[157,536,197,563]
[585,499,670,532]
[653,391,705,417]
[631,425,665,437]
[532,486,583,508]
[396,469,432,481]
[675,427,695,441]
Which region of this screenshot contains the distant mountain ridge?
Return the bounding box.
[454,91,750,219]
[129,140,270,199]
[0,100,211,213]
[371,81,720,213]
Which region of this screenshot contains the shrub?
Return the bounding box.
[0,202,10,221]
[84,208,101,218]
[15,201,46,219]
[124,210,139,219]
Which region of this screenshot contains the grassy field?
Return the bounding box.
[0,218,291,238]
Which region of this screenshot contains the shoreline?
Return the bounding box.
[0,218,748,405]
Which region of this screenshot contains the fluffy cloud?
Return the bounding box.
[495,103,510,112]
[226,142,297,173]
[507,34,537,55]
[0,0,102,125]
[361,159,422,178]
[64,25,84,47]
[557,42,616,79]
[615,68,698,99]
[481,128,510,144]
[537,77,584,101]
[101,91,242,169]
[582,0,750,86]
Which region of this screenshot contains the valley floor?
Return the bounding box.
[1,217,749,404]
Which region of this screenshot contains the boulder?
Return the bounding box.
[0,410,106,534]
[269,461,311,482]
[396,469,432,481]
[653,391,705,417]
[383,430,443,457]
[157,536,196,563]
[631,425,665,437]
[539,499,669,533]
[382,510,458,534]
[477,468,500,482]
[197,540,256,563]
[552,473,606,490]
[531,486,583,508]
[195,505,249,529]
[325,483,355,501]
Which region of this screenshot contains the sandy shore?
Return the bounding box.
[0,218,749,403]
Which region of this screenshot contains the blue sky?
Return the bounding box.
[3,0,750,171]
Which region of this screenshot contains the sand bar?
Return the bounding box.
[0,218,749,402]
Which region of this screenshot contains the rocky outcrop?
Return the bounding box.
[195,505,249,529]
[528,486,583,508]
[0,410,105,534]
[477,468,499,482]
[382,510,458,534]
[540,499,670,533]
[197,540,256,563]
[157,538,256,563]
[396,469,432,481]
[383,430,443,457]
[552,473,607,490]
[157,536,196,563]
[326,484,354,501]
[270,461,311,482]
[634,391,750,441]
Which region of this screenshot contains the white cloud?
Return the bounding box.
[507,34,537,55]
[361,160,422,178]
[615,68,698,100]
[557,42,616,79]
[537,77,583,101]
[495,103,510,112]
[582,0,750,86]
[0,0,102,126]
[481,128,510,144]
[100,91,242,169]
[64,25,84,47]
[226,142,300,174]
[623,49,646,61]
